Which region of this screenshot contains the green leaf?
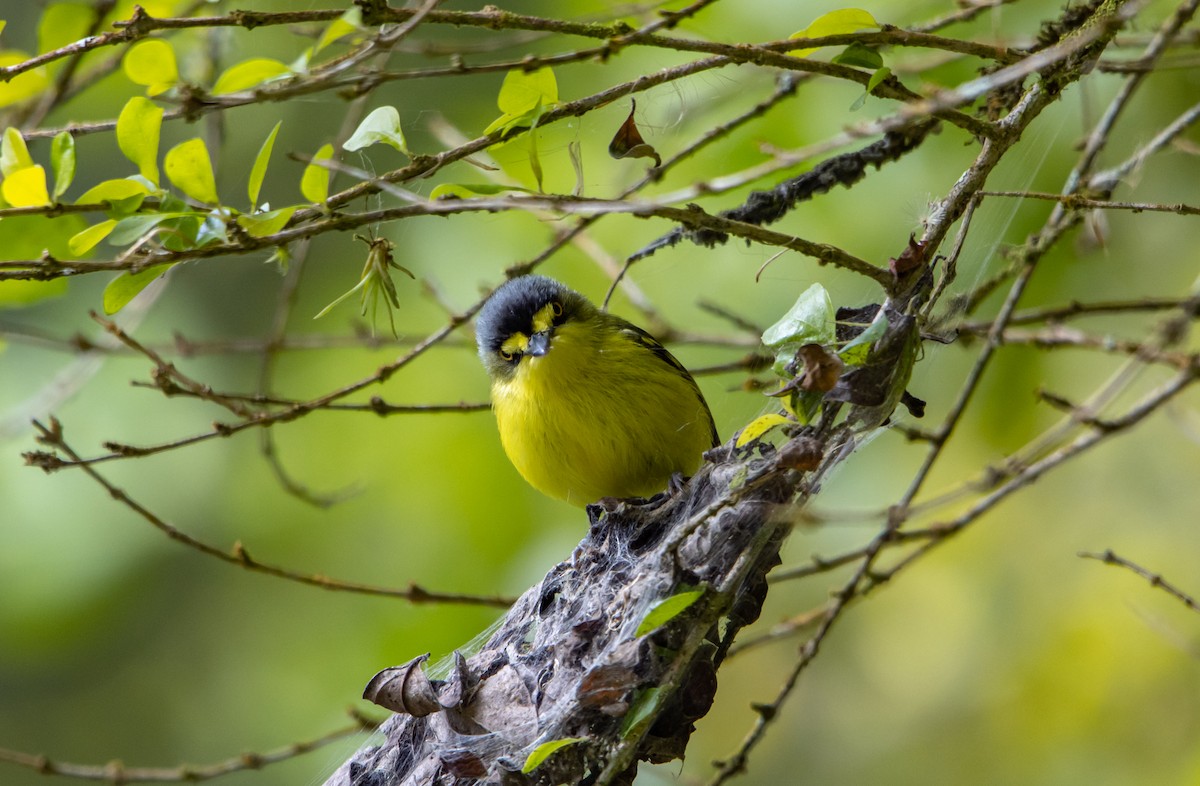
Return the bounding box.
[248,121,281,208]
[484,67,557,136]
[735,413,792,448]
[211,57,292,95]
[116,96,163,186]
[790,8,881,57]
[301,143,334,203]
[761,283,836,348]
[0,51,51,108]
[839,307,888,365]
[38,4,96,68]
[76,178,150,213]
[0,212,84,307]
[159,214,203,251]
[315,6,361,53]
[236,205,297,237]
[1,127,35,177]
[867,65,891,93]
[107,212,195,245]
[831,42,883,70]
[122,39,178,96]
[636,589,705,637]
[194,212,229,247]
[429,182,534,200]
[103,263,174,315]
[497,67,557,116]
[343,106,408,154]
[0,212,84,260]
[620,687,663,738]
[2,165,51,207]
[0,278,68,308]
[68,219,118,255]
[50,131,75,199]
[164,138,219,204]
[521,738,586,774]
[788,388,824,425]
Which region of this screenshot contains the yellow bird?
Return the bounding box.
[477,275,718,507]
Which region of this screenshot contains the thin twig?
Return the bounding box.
[0,711,378,782]
[1079,550,1200,613]
[25,419,514,608]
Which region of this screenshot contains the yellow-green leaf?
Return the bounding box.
[301,143,333,203]
[0,127,34,177]
[122,39,178,96]
[636,589,705,637]
[521,738,586,774]
[116,96,163,186]
[236,205,297,237]
[484,67,558,136]
[39,4,96,71]
[790,8,880,57]
[343,106,408,154]
[50,131,75,199]
[76,178,150,210]
[315,6,361,53]
[248,121,281,208]
[103,263,174,315]
[497,67,557,116]
[0,51,51,108]
[211,58,292,95]
[839,306,888,365]
[68,219,118,255]
[429,182,533,200]
[735,413,792,448]
[0,278,68,308]
[2,165,51,207]
[762,283,835,348]
[164,138,218,204]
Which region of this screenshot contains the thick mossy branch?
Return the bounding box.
[629,119,940,264]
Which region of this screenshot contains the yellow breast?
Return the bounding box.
[490,320,714,506]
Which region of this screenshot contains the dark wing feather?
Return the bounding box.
[614,319,720,448]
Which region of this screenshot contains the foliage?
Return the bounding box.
[1,1,1198,785]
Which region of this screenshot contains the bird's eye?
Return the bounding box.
[500,350,515,362]
[550,301,563,318]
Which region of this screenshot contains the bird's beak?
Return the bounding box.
[526,330,552,357]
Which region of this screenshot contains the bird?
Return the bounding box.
[476,275,718,507]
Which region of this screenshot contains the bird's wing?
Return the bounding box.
[615,319,720,448]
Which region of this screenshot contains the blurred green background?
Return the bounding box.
[2,1,1198,784]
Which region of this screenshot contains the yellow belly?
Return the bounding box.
[490,322,713,506]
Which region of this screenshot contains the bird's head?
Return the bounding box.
[476,275,594,382]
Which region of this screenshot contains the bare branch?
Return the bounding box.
[25,419,514,608]
[1079,550,1200,613]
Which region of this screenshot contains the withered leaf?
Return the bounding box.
[462,664,537,743]
[439,750,488,779]
[797,343,844,392]
[779,435,824,471]
[889,233,928,277]
[608,100,662,167]
[362,654,441,717]
[577,664,637,715]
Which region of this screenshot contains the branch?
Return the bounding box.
[24,419,513,608]
[0,713,376,783]
[1079,550,1200,613]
